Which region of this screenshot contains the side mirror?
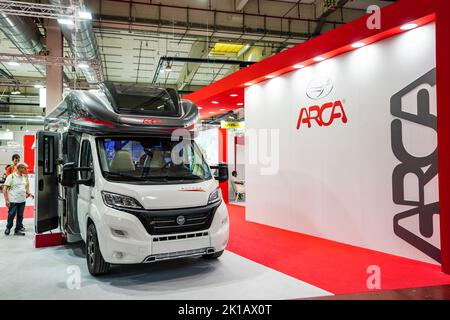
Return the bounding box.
[61,163,77,188]
[211,163,228,183]
[61,162,94,187]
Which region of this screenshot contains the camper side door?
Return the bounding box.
[77,139,95,240]
[35,131,59,233]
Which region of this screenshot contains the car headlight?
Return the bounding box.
[208,188,222,204]
[101,191,143,210]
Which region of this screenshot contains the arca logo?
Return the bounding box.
[143,118,161,125]
[296,100,348,129]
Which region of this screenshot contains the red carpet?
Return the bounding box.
[226,204,450,295]
[0,206,34,220]
[3,203,450,295]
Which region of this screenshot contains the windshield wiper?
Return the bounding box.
[104,172,137,179]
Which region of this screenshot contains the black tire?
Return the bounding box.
[86,222,110,276]
[202,250,224,259]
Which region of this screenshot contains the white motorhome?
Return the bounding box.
[35,83,229,276]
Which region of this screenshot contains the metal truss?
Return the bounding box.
[0,53,103,82]
[0,0,86,21]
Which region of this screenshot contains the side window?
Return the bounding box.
[80,140,93,180]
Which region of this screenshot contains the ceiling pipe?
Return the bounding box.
[152,56,255,84]
[0,14,47,76]
[49,0,103,83]
[0,116,44,125]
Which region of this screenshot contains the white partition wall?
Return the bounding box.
[245,23,439,264]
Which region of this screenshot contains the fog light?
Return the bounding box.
[112,229,127,237]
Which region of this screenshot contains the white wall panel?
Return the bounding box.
[245,23,438,264]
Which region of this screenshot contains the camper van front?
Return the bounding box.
[80,135,229,264]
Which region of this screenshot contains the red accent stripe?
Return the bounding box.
[226,204,450,295]
[73,116,114,127]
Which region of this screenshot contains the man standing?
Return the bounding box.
[3,163,32,236]
[5,154,21,176]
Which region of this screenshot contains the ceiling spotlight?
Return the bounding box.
[77,63,89,69]
[57,18,74,26]
[400,23,418,31]
[11,88,21,95]
[7,61,19,67]
[265,75,275,79]
[78,11,92,20]
[230,94,238,97]
[220,108,226,111]
[351,42,366,48]
[212,101,219,104]
[198,107,203,110]
[163,61,173,73]
[237,103,244,106]
[313,56,326,62]
[244,82,253,86]
[293,64,304,69]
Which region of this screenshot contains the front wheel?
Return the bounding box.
[202,250,224,259]
[86,223,110,276]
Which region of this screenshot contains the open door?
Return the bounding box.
[35,131,60,233]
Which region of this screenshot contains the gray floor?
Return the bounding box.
[0,219,332,300]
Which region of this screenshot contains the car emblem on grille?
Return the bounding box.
[176,215,186,225]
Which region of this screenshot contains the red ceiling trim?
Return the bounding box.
[185,0,437,109]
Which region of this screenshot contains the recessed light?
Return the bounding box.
[400,23,418,31]
[198,107,202,110]
[244,82,253,86]
[313,56,326,62]
[209,112,215,114]
[7,62,19,66]
[230,94,238,97]
[212,101,219,104]
[351,42,366,48]
[220,108,226,111]
[265,75,275,79]
[293,64,304,69]
[237,103,244,106]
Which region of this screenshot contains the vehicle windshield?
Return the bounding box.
[96,137,212,183]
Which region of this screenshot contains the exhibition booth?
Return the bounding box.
[184,0,450,293]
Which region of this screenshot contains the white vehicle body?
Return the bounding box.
[35,83,229,274]
[78,134,229,265]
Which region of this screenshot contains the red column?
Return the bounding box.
[23,135,35,174]
[436,0,450,274]
[218,128,229,203]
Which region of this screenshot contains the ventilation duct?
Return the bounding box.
[0,14,47,76]
[49,0,103,83]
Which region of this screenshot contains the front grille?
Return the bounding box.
[122,201,220,235]
[143,247,215,263]
[153,232,209,242]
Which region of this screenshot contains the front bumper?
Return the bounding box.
[96,201,229,264]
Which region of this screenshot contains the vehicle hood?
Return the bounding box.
[101,178,219,210]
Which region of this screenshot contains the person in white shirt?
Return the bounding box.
[3,163,33,236]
